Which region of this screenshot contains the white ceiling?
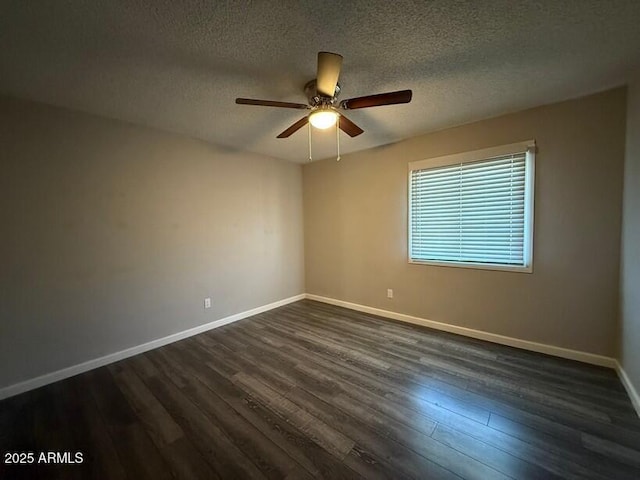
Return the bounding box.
[1,1,640,163]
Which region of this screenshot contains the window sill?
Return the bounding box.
[408,259,533,273]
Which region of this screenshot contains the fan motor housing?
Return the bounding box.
[305,79,341,107]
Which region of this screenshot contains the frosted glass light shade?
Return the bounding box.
[309,110,338,129]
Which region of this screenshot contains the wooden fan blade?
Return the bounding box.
[316,52,343,97]
[277,116,309,138]
[340,89,413,110]
[338,114,364,137]
[236,98,309,109]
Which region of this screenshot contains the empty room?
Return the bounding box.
[1,1,640,479]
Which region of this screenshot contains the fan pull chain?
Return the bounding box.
[308,121,313,162]
[336,116,341,161]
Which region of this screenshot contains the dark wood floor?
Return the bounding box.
[1,300,639,479]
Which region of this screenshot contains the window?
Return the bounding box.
[408,141,535,272]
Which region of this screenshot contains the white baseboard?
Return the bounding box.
[616,362,640,417]
[305,294,617,368]
[0,294,305,401]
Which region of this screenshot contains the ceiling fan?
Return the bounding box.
[235,52,413,139]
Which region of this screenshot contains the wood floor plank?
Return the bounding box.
[216,326,453,461]
[466,415,624,480]
[305,302,627,406]
[305,302,624,397]
[159,436,219,480]
[328,392,512,480]
[134,352,267,480]
[240,317,492,425]
[489,414,635,479]
[257,311,473,390]
[28,386,72,480]
[66,375,128,480]
[247,314,624,475]
[486,413,640,480]
[582,433,640,469]
[49,380,100,480]
[232,371,355,461]
[241,319,490,432]
[418,355,612,423]
[285,385,464,480]
[472,380,640,450]
[431,423,565,480]
[86,368,174,480]
[109,362,184,448]
[164,346,304,480]
[172,340,368,479]
[233,341,509,480]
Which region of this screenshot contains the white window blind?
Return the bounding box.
[409,143,534,272]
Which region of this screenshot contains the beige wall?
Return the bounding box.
[304,88,626,356]
[0,96,304,390]
[621,77,640,390]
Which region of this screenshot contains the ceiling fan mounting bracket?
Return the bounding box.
[304,79,341,107]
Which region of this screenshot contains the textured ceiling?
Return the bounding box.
[1,1,640,163]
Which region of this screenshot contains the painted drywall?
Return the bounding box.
[0,96,304,390]
[303,88,626,356]
[620,77,640,393]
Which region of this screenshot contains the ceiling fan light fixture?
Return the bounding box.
[236,51,412,139]
[309,109,338,129]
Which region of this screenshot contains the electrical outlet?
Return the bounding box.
[387,289,393,299]
[204,297,212,309]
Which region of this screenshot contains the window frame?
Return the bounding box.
[407,140,536,273]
